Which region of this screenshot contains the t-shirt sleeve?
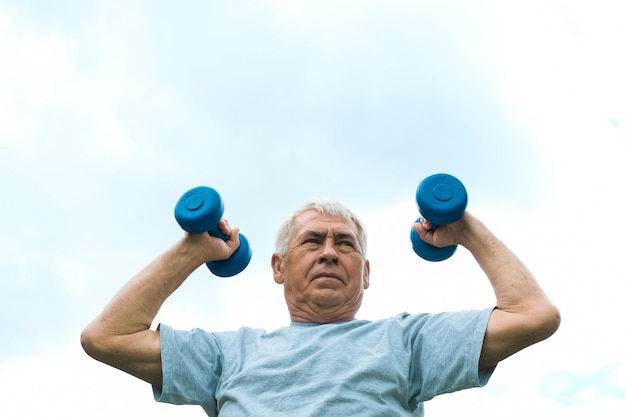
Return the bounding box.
[152,323,223,416]
[405,308,496,404]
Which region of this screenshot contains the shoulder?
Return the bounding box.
[380,309,493,341]
[159,323,269,351]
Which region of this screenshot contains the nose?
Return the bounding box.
[318,238,339,264]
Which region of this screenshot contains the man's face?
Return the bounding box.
[271,210,370,323]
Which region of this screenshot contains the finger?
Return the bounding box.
[217,219,232,237]
[418,217,434,230]
[412,220,431,241]
[226,228,241,248]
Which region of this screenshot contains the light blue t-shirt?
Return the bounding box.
[154,308,495,416]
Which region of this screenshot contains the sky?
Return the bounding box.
[1,0,625,415]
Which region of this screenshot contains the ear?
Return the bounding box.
[271,253,285,284]
[363,260,370,289]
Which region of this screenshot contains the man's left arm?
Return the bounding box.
[414,212,561,370]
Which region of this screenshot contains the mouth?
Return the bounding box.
[313,272,344,283]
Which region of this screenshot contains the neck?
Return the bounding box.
[288,305,357,324]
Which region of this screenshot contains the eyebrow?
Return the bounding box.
[300,230,357,242]
[334,232,357,242]
[301,230,325,239]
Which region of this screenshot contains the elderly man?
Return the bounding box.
[81,199,560,416]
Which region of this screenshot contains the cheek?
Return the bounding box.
[282,253,313,279]
[289,250,317,267]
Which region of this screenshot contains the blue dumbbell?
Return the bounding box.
[174,186,251,277]
[410,173,468,262]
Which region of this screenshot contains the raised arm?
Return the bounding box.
[414,212,560,370]
[80,222,240,387]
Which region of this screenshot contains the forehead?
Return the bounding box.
[292,210,358,236]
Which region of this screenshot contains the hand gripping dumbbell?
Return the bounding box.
[174,186,252,277]
[410,173,468,262]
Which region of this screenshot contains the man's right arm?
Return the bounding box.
[413,213,560,369]
[80,223,240,387]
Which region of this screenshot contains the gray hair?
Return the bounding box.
[274,199,368,257]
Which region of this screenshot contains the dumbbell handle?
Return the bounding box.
[411,219,458,261]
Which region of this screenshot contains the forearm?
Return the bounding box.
[457,213,551,313]
[84,226,237,338]
[91,236,208,336]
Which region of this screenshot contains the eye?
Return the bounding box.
[337,240,358,253]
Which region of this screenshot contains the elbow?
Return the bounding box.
[548,304,562,336]
[80,321,111,362]
[532,302,561,342]
[80,323,99,359]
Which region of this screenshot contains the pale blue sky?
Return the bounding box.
[1,1,625,416]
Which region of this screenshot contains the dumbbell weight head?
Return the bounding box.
[174,186,252,277]
[410,173,468,262]
[415,173,467,226]
[175,186,224,234]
